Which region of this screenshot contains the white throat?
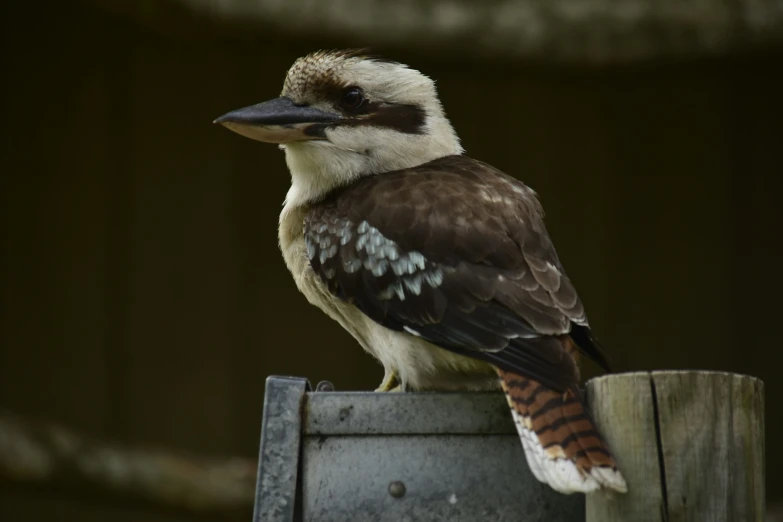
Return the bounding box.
[281,115,462,210]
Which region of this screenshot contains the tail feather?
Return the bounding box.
[497,368,627,494]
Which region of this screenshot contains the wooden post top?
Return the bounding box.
[586,371,765,522]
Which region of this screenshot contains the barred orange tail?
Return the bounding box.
[497,368,627,494]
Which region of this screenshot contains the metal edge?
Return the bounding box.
[303,391,516,436]
[253,376,310,522]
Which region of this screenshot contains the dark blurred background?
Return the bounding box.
[2,0,782,520]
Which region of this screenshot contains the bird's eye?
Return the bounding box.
[340,87,365,110]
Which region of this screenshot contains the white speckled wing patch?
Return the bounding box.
[305,218,445,303]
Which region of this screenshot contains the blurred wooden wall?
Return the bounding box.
[1,1,781,520]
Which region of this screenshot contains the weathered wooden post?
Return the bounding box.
[585,371,765,522]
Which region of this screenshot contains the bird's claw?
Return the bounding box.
[375,371,402,392]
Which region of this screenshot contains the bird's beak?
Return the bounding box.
[213,97,341,144]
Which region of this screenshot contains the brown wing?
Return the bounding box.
[304,154,609,391]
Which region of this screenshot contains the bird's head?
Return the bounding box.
[215,50,463,205]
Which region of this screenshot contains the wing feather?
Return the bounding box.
[304,155,608,391]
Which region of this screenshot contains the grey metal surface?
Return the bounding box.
[304,391,516,436]
[301,434,584,522]
[255,379,583,521]
[301,389,583,522]
[253,376,309,522]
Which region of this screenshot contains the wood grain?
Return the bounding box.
[585,372,665,521]
[586,371,765,522]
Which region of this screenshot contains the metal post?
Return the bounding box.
[253,376,309,522]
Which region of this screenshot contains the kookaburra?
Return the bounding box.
[215,50,627,494]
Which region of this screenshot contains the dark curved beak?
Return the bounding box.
[214,97,341,144]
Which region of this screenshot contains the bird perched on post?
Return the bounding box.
[215,49,627,494]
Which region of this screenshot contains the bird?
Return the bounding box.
[215,49,627,495]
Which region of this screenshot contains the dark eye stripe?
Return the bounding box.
[336,103,427,135]
[292,74,427,135]
[304,103,426,137]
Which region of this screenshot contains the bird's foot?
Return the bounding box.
[375,371,402,392]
